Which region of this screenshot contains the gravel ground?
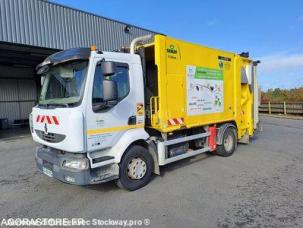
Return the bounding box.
[0,116,302,228]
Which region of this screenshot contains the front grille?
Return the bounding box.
[35,130,66,143]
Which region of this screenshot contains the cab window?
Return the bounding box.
[92,62,130,109]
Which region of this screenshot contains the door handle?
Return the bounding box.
[128,116,136,125]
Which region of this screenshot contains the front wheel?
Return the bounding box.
[216,127,237,157]
[116,145,153,191]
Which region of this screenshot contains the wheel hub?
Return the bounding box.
[224,134,233,151]
[127,158,147,180]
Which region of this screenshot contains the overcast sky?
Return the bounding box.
[52,0,303,91]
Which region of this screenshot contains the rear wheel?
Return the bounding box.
[216,127,236,157]
[116,145,153,191]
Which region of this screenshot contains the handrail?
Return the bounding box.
[130,34,153,54]
[150,96,159,126]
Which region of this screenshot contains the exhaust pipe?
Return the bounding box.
[130,34,153,54]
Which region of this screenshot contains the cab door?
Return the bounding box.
[85,58,137,154]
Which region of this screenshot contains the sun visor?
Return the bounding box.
[36,48,91,71]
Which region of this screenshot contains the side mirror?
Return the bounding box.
[103,80,118,102]
[101,61,115,76]
[92,79,118,112]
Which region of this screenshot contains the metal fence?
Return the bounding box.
[259,102,303,115]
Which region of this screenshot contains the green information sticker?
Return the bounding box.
[194,67,223,80]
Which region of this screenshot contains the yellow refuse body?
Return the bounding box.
[145,35,256,140]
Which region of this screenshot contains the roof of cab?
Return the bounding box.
[36,48,92,70]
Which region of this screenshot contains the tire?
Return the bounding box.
[116,145,153,191]
[216,127,237,157]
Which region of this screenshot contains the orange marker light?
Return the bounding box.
[90,45,97,51]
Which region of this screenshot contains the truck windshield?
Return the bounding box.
[39,61,88,106]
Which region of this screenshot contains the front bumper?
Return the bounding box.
[35,147,119,185]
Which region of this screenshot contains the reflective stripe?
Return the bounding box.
[46,116,52,124]
[177,118,183,123]
[167,117,184,126]
[36,115,60,125]
[87,124,144,135]
[168,119,176,125]
[52,116,59,125]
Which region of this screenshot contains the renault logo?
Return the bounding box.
[44,123,48,134]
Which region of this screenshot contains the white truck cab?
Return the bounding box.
[31,39,153,190]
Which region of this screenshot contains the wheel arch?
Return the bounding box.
[216,122,237,145]
[112,128,149,163]
[111,128,159,175]
[121,139,160,175]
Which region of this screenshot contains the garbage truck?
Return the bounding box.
[30,34,260,190]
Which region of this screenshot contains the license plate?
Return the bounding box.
[42,167,53,178]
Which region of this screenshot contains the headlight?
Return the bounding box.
[62,158,89,170]
[29,113,33,133]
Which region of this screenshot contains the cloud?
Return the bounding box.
[257,52,303,90]
[258,53,303,73]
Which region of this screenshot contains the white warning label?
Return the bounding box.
[186,65,224,115]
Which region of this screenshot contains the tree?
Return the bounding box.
[261,87,303,103]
